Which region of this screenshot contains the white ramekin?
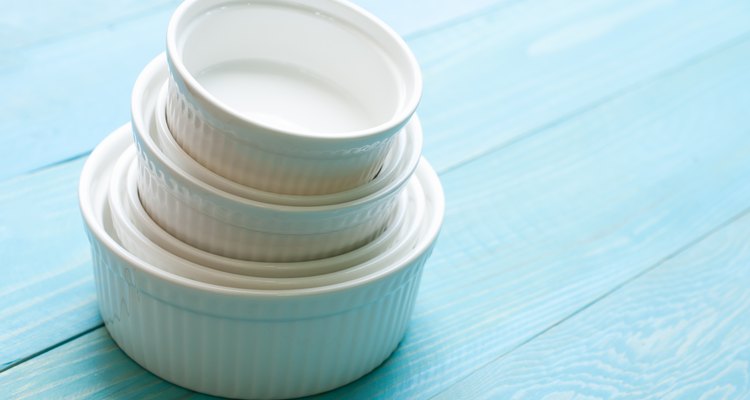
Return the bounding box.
[155,83,421,207]
[165,0,422,195]
[80,125,444,399]
[113,149,415,280]
[133,55,418,262]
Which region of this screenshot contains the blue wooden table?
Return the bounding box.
[2,0,750,398]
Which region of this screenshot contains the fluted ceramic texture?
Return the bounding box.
[134,144,398,261]
[87,227,432,399]
[166,77,397,195]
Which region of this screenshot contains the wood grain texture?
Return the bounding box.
[412,0,750,172]
[0,0,179,51]
[318,35,750,399]
[3,24,750,398]
[0,158,99,371]
[435,212,750,399]
[0,328,189,399]
[0,8,174,182]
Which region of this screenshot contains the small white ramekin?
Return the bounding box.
[166,0,422,195]
[133,55,418,262]
[113,150,414,279]
[79,125,444,399]
[155,83,421,207]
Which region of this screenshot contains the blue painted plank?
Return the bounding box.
[0,328,190,399]
[0,0,179,51]
[2,27,750,398]
[434,213,750,399]
[412,0,750,172]
[0,8,174,179]
[320,35,750,399]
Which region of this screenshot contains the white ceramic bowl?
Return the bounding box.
[165,0,422,195]
[133,55,418,262]
[155,83,420,207]
[80,125,444,399]
[113,149,416,279]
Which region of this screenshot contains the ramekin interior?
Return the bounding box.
[167,0,421,138]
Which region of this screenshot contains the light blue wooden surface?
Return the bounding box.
[435,210,750,399]
[2,0,750,398]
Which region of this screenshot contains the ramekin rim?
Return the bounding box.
[165,0,423,143]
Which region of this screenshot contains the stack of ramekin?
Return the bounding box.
[78,0,444,398]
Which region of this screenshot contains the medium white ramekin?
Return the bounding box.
[113,149,415,280]
[165,0,422,195]
[109,148,424,289]
[80,125,444,399]
[155,83,421,207]
[133,55,418,262]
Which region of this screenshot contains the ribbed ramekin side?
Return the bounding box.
[167,77,395,196]
[88,231,429,399]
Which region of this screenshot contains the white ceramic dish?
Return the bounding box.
[165,0,422,195]
[80,125,444,399]
[155,83,420,207]
[115,149,415,279]
[133,55,416,262]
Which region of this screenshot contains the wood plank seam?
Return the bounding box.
[429,201,750,399]
[438,29,750,177]
[1,325,102,374]
[24,150,92,176]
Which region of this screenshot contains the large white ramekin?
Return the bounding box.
[112,149,417,280]
[165,0,422,195]
[155,83,421,207]
[133,55,419,262]
[80,125,444,399]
